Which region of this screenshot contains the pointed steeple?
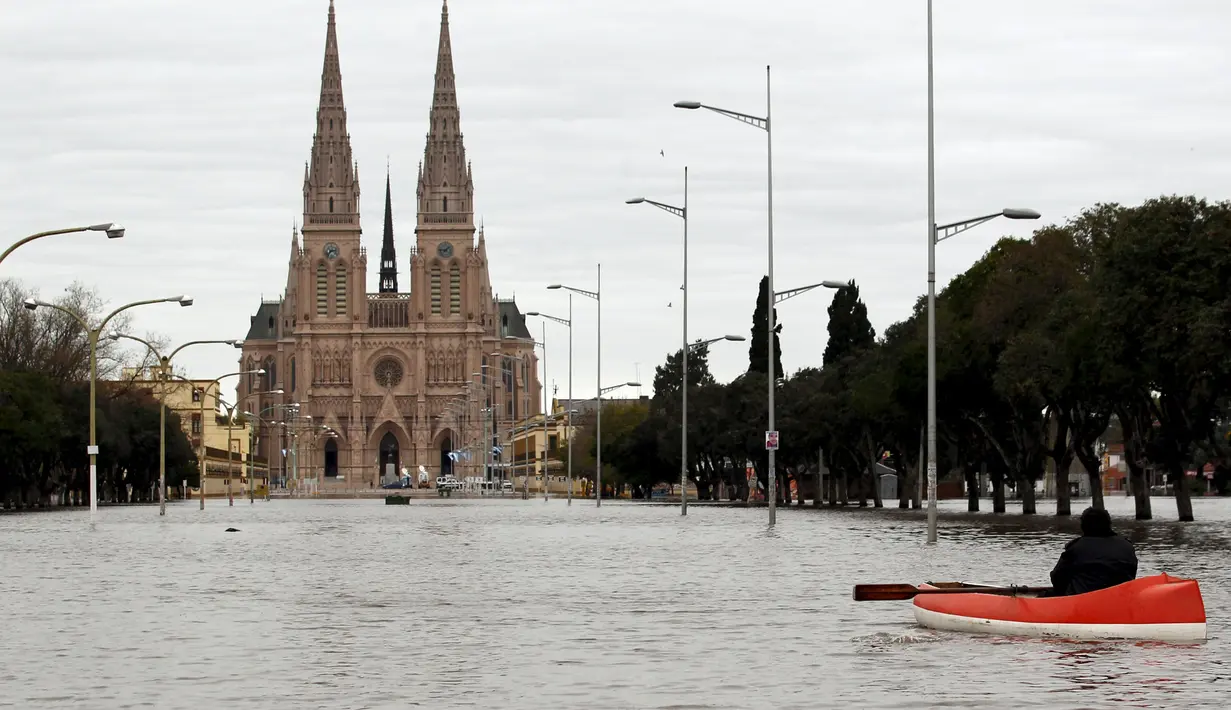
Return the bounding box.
[303,0,360,226]
[284,221,300,304]
[417,0,474,229]
[379,166,398,293]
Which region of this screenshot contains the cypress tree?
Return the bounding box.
[749,275,783,376]
[823,280,875,368]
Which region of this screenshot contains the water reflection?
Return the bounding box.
[0,498,1226,709]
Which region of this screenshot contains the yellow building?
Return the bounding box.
[505,398,576,495]
[121,368,269,499]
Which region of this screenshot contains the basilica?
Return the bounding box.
[238,1,540,488]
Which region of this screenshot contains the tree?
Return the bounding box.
[0,279,144,382]
[823,280,875,367]
[748,276,782,377]
[1090,197,1231,520]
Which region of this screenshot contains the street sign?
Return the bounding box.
[765,430,779,450]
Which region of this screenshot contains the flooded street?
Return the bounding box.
[1,497,1228,709]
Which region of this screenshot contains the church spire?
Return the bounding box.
[379,165,398,292]
[303,0,360,226]
[417,0,473,229]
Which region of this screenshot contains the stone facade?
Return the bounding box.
[238,1,539,489]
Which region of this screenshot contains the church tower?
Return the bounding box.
[301,0,364,324]
[414,0,476,322]
[379,168,398,293]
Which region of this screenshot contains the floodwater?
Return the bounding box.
[1,496,1228,709]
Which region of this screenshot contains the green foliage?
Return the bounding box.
[0,373,197,507]
[748,276,783,377]
[0,278,189,508]
[584,195,1231,520]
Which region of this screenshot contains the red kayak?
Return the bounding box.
[913,573,1207,641]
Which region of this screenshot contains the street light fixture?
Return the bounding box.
[109,333,243,515]
[734,279,850,521]
[548,268,603,505]
[526,304,575,504]
[924,209,1037,542]
[1,223,125,267]
[676,67,781,525]
[25,295,193,521]
[774,281,848,304]
[924,0,1041,546]
[627,172,692,514]
[674,335,744,513]
[194,368,263,509]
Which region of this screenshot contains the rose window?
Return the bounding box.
[374,358,404,388]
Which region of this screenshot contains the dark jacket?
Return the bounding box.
[1050,534,1138,596]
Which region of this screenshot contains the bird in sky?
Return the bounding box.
[660,149,665,157]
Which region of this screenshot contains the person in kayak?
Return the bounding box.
[1049,506,1138,596]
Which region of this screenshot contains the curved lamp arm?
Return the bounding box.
[98,295,193,332]
[1,223,124,266]
[25,299,89,330]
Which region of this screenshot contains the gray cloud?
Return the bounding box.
[4,0,1229,405]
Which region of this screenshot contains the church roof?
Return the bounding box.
[245,301,282,341]
[498,300,532,340]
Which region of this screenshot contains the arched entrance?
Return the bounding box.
[379,432,400,484]
[324,438,339,478]
[439,431,455,478]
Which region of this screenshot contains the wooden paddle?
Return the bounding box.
[852,583,1053,601]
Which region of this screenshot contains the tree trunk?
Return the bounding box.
[1088,472,1104,510]
[1055,449,1075,517]
[913,428,924,510]
[1171,463,1195,522]
[1126,458,1152,520]
[855,472,867,508]
[870,465,884,508]
[839,474,849,506]
[1051,415,1073,516]
[1020,475,1037,514]
[827,469,837,506]
[992,476,1006,513]
[1074,444,1104,510]
[965,468,979,512]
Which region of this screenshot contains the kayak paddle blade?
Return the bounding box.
[853,584,1054,601]
[852,584,922,601]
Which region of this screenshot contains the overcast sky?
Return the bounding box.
[3,0,1228,406]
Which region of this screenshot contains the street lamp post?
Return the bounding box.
[109,335,241,515]
[493,352,529,498]
[221,389,283,505]
[474,365,511,492]
[728,280,850,522]
[596,381,642,501]
[680,335,745,509]
[24,294,193,521]
[195,369,263,509]
[924,210,1039,539]
[243,409,286,502]
[627,169,691,513]
[549,267,601,504]
[251,402,296,496]
[924,0,1041,544]
[526,297,574,504]
[538,323,550,502]
[1,223,125,266]
[676,67,779,524]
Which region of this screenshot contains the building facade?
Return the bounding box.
[122,369,270,498]
[239,1,539,489]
